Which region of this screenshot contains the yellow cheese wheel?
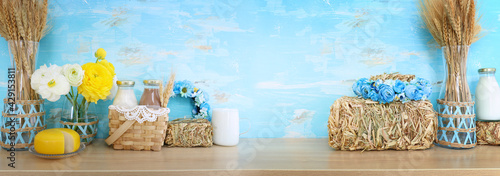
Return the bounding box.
[34,128,81,155]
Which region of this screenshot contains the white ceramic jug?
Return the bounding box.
[212,108,250,146]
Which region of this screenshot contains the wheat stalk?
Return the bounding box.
[161,71,176,108]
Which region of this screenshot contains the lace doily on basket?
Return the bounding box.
[109,105,170,124]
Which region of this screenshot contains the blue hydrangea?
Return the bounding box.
[195,91,209,106]
[200,102,210,112]
[378,84,395,104]
[194,102,211,118]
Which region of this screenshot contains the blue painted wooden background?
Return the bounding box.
[0,0,499,138]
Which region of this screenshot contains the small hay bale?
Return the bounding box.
[328,96,437,151]
[165,118,213,147]
[477,121,500,145]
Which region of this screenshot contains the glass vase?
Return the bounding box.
[60,95,98,145]
[1,40,44,151]
[7,40,40,101]
[436,45,476,149]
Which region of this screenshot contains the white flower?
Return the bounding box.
[31,64,62,91]
[36,71,70,102]
[105,76,118,100]
[31,65,49,90]
[62,64,84,87]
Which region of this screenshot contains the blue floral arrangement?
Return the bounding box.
[173,80,211,119]
[352,77,432,104]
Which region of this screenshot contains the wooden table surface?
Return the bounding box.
[1,138,500,176]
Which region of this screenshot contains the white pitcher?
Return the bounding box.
[212,108,250,146]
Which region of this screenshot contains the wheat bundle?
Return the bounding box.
[419,0,481,102]
[0,0,49,101]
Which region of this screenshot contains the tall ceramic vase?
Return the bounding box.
[1,40,45,151]
[436,45,476,149]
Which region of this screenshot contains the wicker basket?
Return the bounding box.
[477,121,500,145]
[328,96,437,151]
[105,106,169,151]
[165,118,213,147]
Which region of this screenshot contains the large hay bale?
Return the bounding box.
[328,96,437,151]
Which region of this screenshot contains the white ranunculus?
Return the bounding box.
[36,72,71,102]
[31,64,62,91]
[31,64,49,91]
[105,76,118,100]
[62,64,84,87]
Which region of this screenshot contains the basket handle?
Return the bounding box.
[105,120,136,145]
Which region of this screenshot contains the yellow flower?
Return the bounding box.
[98,59,116,77]
[78,63,113,103]
[95,48,107,60]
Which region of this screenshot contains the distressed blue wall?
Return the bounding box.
[0,0,499,138]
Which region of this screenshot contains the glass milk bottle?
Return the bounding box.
[112,80,138,108]
[476,68,500,121]
[139,80,162,109]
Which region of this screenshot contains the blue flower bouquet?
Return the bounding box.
[352,74,432,104]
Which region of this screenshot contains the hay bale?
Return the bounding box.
[328,96,437,151]
[165,118,213,147]
[477,121,500,145]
